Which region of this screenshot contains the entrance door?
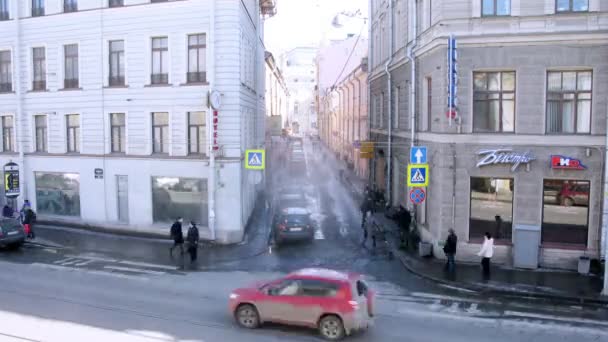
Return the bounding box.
[116,175,129,223]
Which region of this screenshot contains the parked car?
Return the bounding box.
[0,218,26,249]
[558,182,590,206]
[229,268,375,340]
[271,207,314,245]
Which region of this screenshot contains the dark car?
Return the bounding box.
[272,207,314,245]
[272,192,308,212]
[0,218,26,249]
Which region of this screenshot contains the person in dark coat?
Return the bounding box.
[186,221,200,265]
[20,200,31,224]
[169,217,184,257]
[443,229,458,273]
[397,206,411,245]
[360,195,373,243]
[3,204,13,218]
[23,207,36,239]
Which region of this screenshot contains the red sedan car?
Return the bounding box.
[229,268,375,340]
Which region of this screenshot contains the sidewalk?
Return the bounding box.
[372,214,607,305]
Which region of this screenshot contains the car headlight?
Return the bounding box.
[229,293,239,300]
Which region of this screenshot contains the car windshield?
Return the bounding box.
[282,215,310,225]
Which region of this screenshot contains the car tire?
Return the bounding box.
[318,315,345,341]
[235,304,260,329]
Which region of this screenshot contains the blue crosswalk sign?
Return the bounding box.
[245,149,265,170]
[410,146,427,164]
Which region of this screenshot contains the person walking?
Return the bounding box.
[443,229,458,273]
[22,206,37,239]
[169,217,184,257]
[19,200,31,224]
[360,195,373,244]
[477,232,494,278]
[186,221,200,266]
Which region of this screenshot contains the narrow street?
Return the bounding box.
[0,139,606,341]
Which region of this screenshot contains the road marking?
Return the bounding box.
[74,260,95,267]
[314,228,325,240]
[65,254,117,263]
[103,265,165,275]
[30,263,150,281]
[53,258,74,265]
[118,260,178,271]
[504,310,608,327]
[466,303,481,315]
[410,292,482,303]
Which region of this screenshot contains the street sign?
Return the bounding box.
[409,188,426,205]
[94,168,104,179]
[3,162,19,198]
[245,149,266,170]
[447,35,458,123]
[410,146,427,164]
[407,164,429,187]
[360,141,374,159]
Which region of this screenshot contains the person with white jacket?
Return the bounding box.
[477,232,494,277]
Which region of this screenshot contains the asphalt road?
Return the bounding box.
[0,138,606,341]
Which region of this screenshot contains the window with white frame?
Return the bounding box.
[35,115,47,152]
[151,37,169,85]
[187,34,207,83]
[109,40,125,86]
[546,70,592,134]
[109,0,123,7]
[32,0,44,17]
[64,44,79,89]
[482,0,511,16]
[111,113,126,153]
[64,0,77,13]
[0,0,9,21]
[556,0,589,12]
[32,47,46,91]
[152,112,169,154]
[0,51,11,92]
[66,114,80,153]
[188,112,206,155]
[1,116,13,152]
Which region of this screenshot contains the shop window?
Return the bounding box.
[469,177,513,241]
[542,179,589,246]
[35,173,81,217]
[152,177,208,225]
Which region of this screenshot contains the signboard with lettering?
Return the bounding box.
[476,149,536,172]
[3,162,19,198]
[550,155,586,170]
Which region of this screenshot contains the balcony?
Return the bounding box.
[260,0,277,18]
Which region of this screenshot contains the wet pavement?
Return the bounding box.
[0,137,607,341]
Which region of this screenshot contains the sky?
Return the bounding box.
[264,0,368,56]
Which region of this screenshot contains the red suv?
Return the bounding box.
[229,268,375,340]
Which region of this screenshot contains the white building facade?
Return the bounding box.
[0,0,271,244]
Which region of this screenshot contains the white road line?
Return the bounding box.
[59,260,82,266]
[117,260,178,271]
[314,228,325,240]
[53,258,74,264]
[74,260,95,267]
[504,310,608,327]
[103,265,165,275]
[31,263,149,281]
[65,254,117,263]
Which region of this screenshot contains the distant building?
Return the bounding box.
[0,0,272,243]
[280,47,318,135]
[317,35,369,179]
[368,0,608,270]
[265,51,289,136]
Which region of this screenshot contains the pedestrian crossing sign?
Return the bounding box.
[245,149,265,170]
[407,164,429,187]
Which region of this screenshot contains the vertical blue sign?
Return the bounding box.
[447,35,458,114]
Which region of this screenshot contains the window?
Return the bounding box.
[64,0,77,12]
[152,112,169,153]
[188,112,206,155]
[0,0,9,20]
[35,172,80,217]
[66,114,80,153]
[109,40,125,86]
[542,180,589,245]
[274,280,301,296]
[64,44,79,89]
[482,0,511,16]
[0,51,11,92]
[299,279,339,297]
[32,0,44,17]
[109,0,123,7]
[35,115,47,152]
[546,71,592,134]
[151,37,168,85]
[1,116,13,152]
[470,177,513,241]
[187,34,207,83]
[556,0,588,12]
[111,113,126,153]
[32,47,46,91]
[473,71,515,132]
[151,0,168,2]
[152,177,207,224]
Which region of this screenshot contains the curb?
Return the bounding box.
[389,243,608,306]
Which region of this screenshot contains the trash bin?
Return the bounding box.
[419,242,432,257]
[578,256,591,275]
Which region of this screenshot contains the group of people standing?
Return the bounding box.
[169,217,200,266]
[3,199,37,239]
[443,229,495,278]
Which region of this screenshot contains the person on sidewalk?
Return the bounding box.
[22,206,37,239]
[3,204,13,218]
[396,206,411,246]
[169,217,184,257]
[19,200,31,224]
[477,232,494,278]
[443,229,458,273]
[186,221,200,266]
[360,195,373,243]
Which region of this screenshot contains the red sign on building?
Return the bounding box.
[550,155,586,170]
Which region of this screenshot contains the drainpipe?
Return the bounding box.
[15,3,26,206]
[407,0,418,212]
[384,0,394,204]
[603,110,608,295]
[208,0,217,241]
[367,0,373,186]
